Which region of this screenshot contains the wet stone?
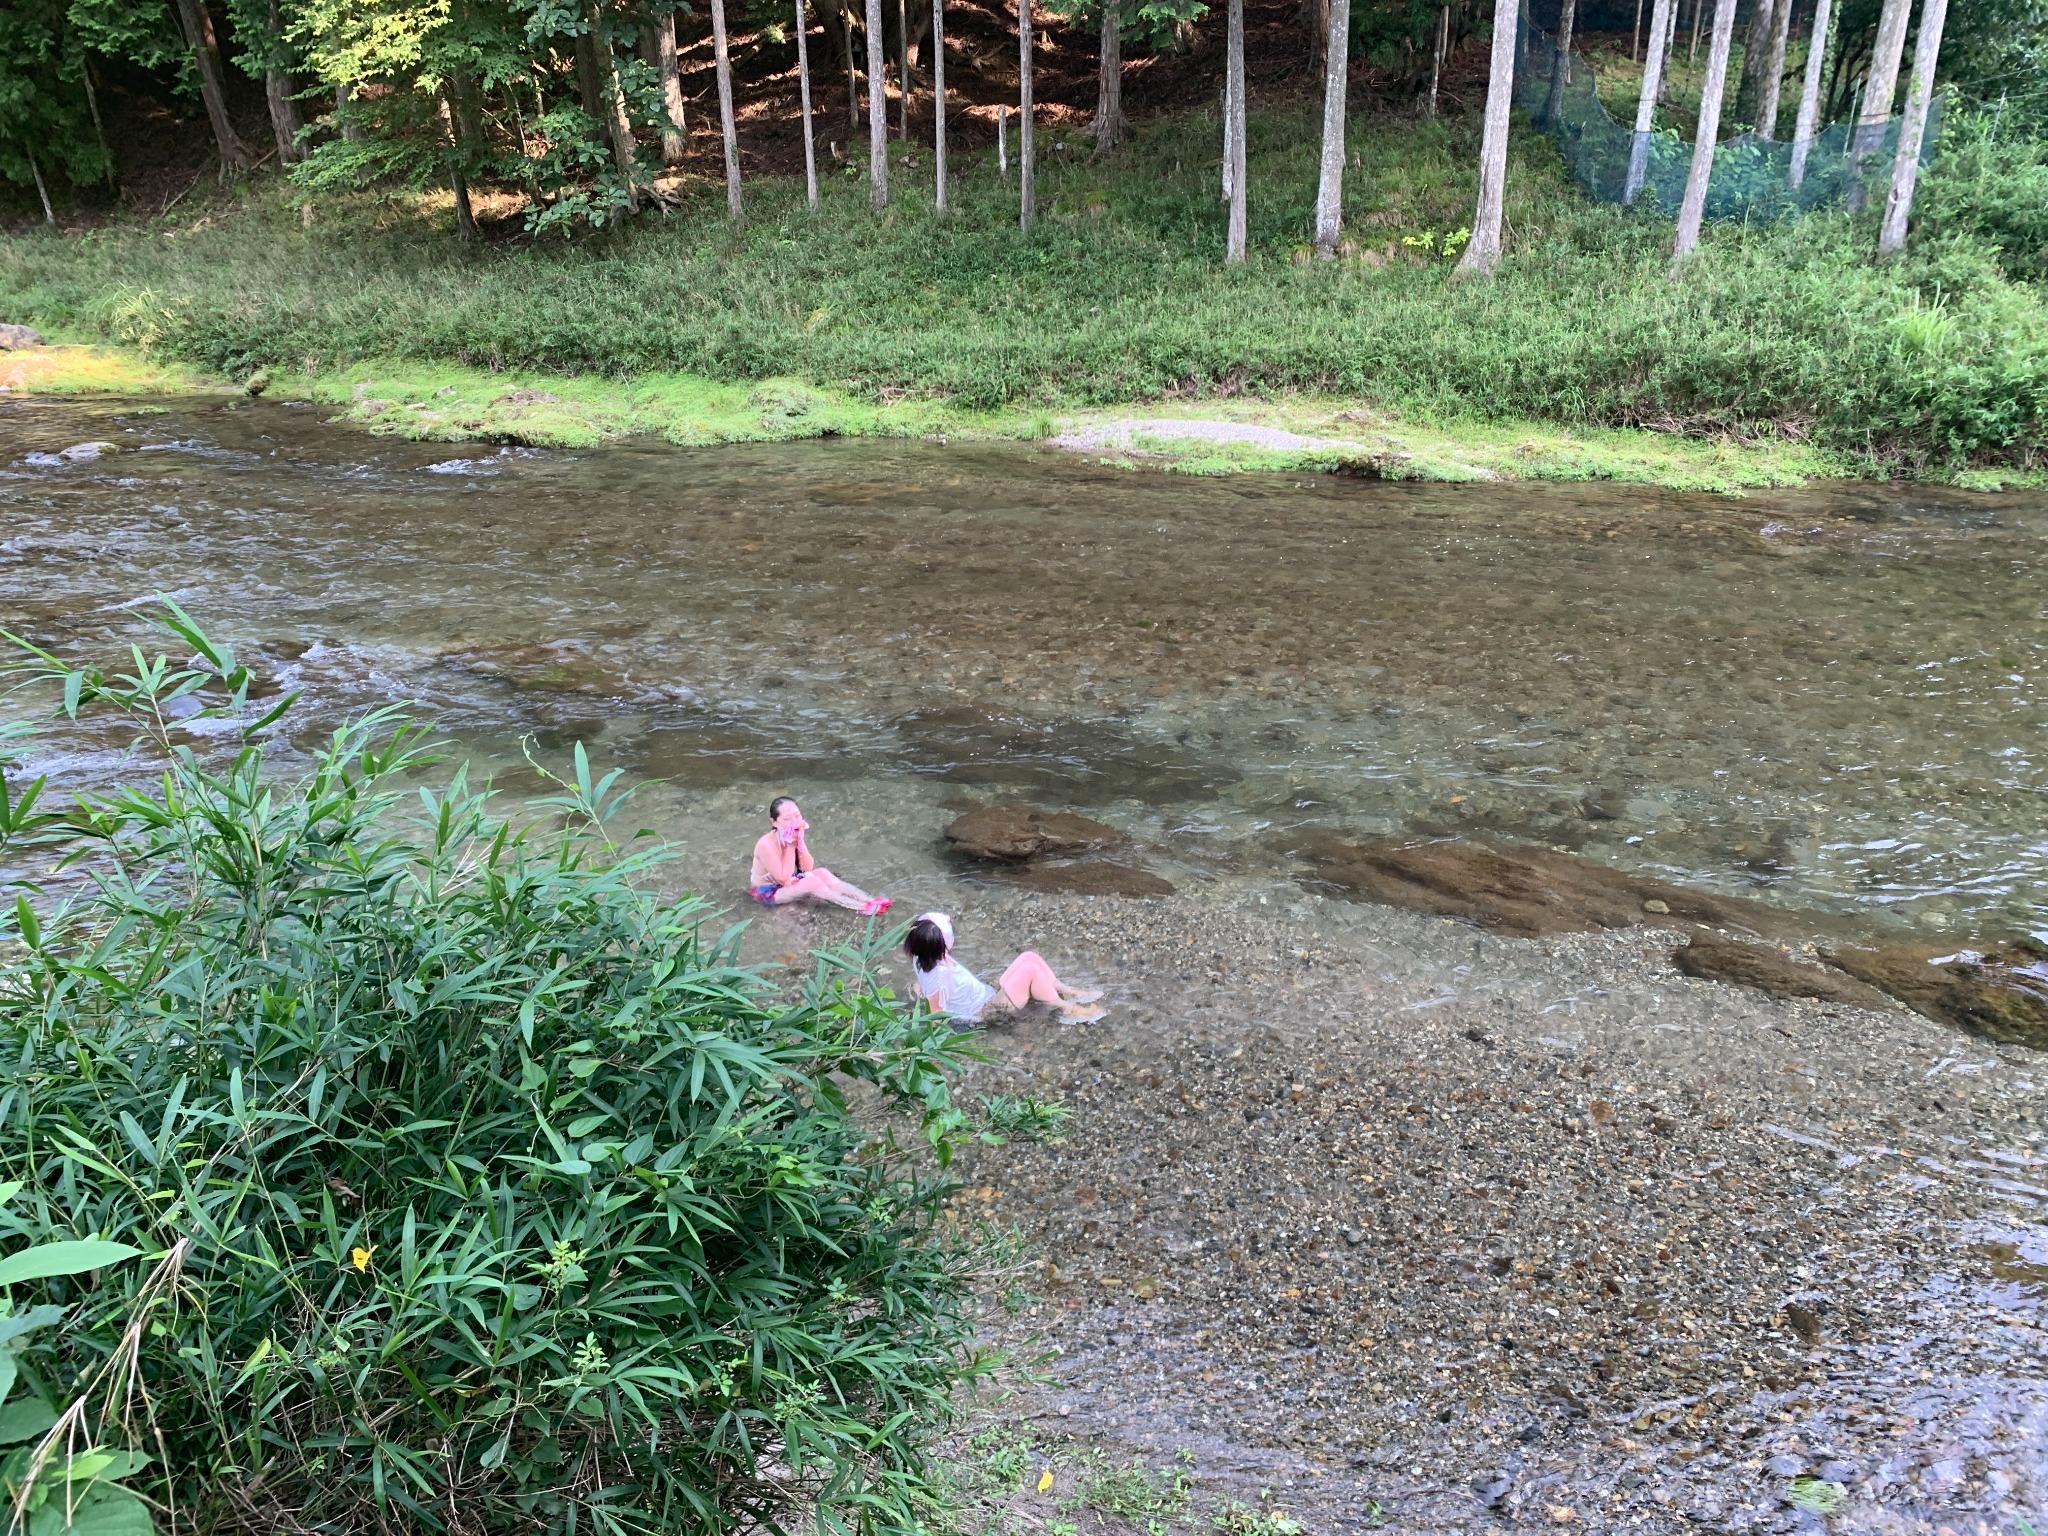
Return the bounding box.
[1823,937,2048,1049]
[1294,832,1806,942]
[945,804,1125,861]
[987,860,1175,898]
[1672,938,1893,1010]
[0,323,43,350]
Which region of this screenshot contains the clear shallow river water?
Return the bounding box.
[3,394,2045,941]
[6,395,2048,1533]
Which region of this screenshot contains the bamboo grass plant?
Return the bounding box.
[0,605,996,1536]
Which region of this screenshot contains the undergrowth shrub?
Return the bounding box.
[0,607,988,1536]
[1917,106,2048,287]
[3,108,2045,467]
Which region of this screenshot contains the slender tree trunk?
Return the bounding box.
[263,0,305,164]
[1311,0,1348,256]
[1427,3,1447,117]
[587,6,642,207]
[1539,0,1577,126]
[264,73,303,164]
[864,0,888,204]
[646,9,689,164]
[1878,0,1945,253]
[796,0,820,206]
[575,29,606,118]
[511,83,542,204]
[1846,0,1911,208]
[1689,0,1702,62]
[1094,0,1124,152]
[898,0,910,137]
[1787,0,1833,187]
[1656,0,1677,102]
[336,84,364,141]
[1755,0,1793,135]
[1623,0,1675,201]
[437,94,478,238]
[1631,0,1643,61]
[1019,0,1035,229]
[1220,68,1233,200]
[1734,0,1774,127]
[1671,0,1738,265]
[170,0,253,172]
[932,0,947,208]
[1225,0,1246,262]
[1823,26,1852,119]
[710,0,744,218]
[824,0,858,131]
[1306,0,1330,73]
[1455,0,1517,275]
[29,149,55,224]
[82,62,115,185]
[998,103,1009,179]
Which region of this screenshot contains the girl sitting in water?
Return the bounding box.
[750,796,893,915]
[903,912,1104,1023]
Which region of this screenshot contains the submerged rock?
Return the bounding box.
[945,804,1124,861]
[1296,833,1800,941]
[944,804,1170,896]
[1673,938,1890,1009]
[991,860,1174,898]
[0,324,43,351]
[1822,939,2048,1049]
[58,440,119,462]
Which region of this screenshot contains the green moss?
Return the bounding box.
[288,359,1026,450]
[0,341,218,397]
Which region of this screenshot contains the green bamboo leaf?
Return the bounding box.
[0,1240,146,1287]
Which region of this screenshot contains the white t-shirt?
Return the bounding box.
[914,956,996,1020]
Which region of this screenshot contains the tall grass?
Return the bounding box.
[0,607,991,1536]
[3,104,2044,467]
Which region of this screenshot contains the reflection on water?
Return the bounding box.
[3,394,2045,937]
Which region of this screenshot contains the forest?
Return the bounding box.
[5,0,2048,473]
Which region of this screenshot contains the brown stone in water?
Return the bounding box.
[1821,939,2048,1050]
[0,324,44,351]
[992,860,1174,898]
[1783,1301,1824,1346]
[1296,833,1801,941]
[945,804,1124,861]
[1672,938,1892,1010]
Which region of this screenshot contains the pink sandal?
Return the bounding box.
[861,897,894,917]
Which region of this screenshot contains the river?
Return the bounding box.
[4,395,2044,1533]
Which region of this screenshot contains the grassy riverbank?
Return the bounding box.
[4,341,1849,490]
[4,104,2045,488]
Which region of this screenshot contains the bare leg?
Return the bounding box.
[999,951,1103,1018]
[774,867,878,911]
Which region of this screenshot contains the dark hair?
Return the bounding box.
[903,918,949,974]
[768,795,796,823]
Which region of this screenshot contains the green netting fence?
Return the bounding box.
[1512,12,1943,220]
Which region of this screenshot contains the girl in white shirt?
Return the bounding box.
[903,912,1103,1023]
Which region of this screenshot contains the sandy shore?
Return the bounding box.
[927,890,2045,1535]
